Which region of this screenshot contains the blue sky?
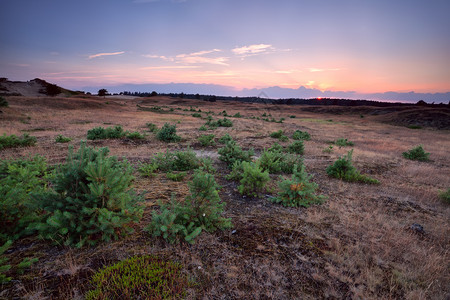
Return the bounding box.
[1,0,449,99]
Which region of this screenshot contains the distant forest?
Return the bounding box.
[120,91,450,108]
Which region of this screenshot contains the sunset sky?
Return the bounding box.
[1,0,449,97]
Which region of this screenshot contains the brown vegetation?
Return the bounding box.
[1,95,449,299]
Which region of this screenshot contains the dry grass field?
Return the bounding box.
[1,95,449,299]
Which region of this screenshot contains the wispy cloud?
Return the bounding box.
[308,68,341,72]
[140,65,200,70]
[232,44,273,56]
[144,49,228,66]
[88,51,125,59]
[9,63,30,67]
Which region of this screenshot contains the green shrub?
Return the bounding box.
[125,131,145,140]
[0,133,37,150]
[335,138,354,146]
[270,130,284,139]
[216,118,233,127]
[268,142,284,152]
[33,143,144,248]
[147,170,231,244]
[55,134,72,143]
[287,140,304,154]
[273,164,324,207]
[146,122,158,133]
[402,145,430,161]
[326,150,379,184]
[87,125,125,140]
[238,162,270,197]
[292,130,311,140]
[226,160,244,181]
[152,149,200,172]
[85,255,190,300]
[258,149,302,174]
[0,156,50,242]
[218,133,233,144]
[0,96,8,107]
[156,123,181,142]
[198,134,215,146]
[289,115,296,118]
[233,112,241,118]
[198,125,208,131]
[166,171,186,182]
[439,188,450,204]
[192,113,202,118]
[218,140,254,167]
[138,162,158,177]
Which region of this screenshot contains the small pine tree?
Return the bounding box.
[156,123,181,142]
[33,142,144,248]
[402,145,430,161]
[218,140,253,167]
[273,164,324,207]
[326,150,379,184]
[238,162,270,197]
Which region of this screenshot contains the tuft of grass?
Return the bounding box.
[270,130,289,141]
[146,122,158,133]
[85,255,190,300]
[402,145,430,161]
[126,131,146,140]
[439,188,450,204]
[166,171,187,182]
[55,134,72,143]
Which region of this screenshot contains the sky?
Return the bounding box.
[1,0,450,100]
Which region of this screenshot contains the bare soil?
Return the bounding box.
[0,95,449,299]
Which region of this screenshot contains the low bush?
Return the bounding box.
[138,162,158,178]
[402,145,430,161]
[335,138,354,146]
[146,170,231,244]
[166,171,187,182]
[0,155,50,243]
[322,145,334,153]
[439,188,450,204]
[192,113,202,118]
[270,130,284,139]
[226,160,244,181]
[33,143,144,248]
[258,149,302,174]
[238,162,270,197]
[198,125,208,131]
[292,130,311,140]
[55,134,72,143]
[87,125,125,140]
[198,134,215,146]
[0,133,37,150]
[326,150,379,184]
[273,164,324,207]
[218,133,233,144]
[218,140,254,167]
[125,131,145,140]
[216,118,233,127]
[85,255,190,300]
[233,112,241,118]
[287,140,304,154]
[268,142,284,152]
[156,123,181,142]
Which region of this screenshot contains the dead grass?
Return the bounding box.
[0,95,449,299]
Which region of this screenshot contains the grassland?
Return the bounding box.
[0,95,449,299]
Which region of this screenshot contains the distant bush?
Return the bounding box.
[55,134,72,143]
[33,143,144,248]
[166,171,187,182]
[237,162,270,197]
[218,140,254,167]
[287,140,304,154]
[289,115,296,118]
[138,162,158,178]
[0,96,8,107]
[218,133,233,144]
[87,125,125,140]
[292,130,311,140]
[151,149,214,174]
[439,188,450,204]
[0,155,50,242]
[216,118,233,127]
[402,145,430,161]
[192,113,202,118]
[335,138,354,146]
[0,133,36,150]
[226,160,244,181]
[270,130,289,141]
[146,170,231,244]
[85,255,190,300]
[268,142,284,153]
[273,164,324,207]
[322,145,334,153]
[156,123,181,142]
[145,123,158,133]
[198,134,215,146]
[199,125,208,131]
[233,112,241,118]
[326,150,379,184]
